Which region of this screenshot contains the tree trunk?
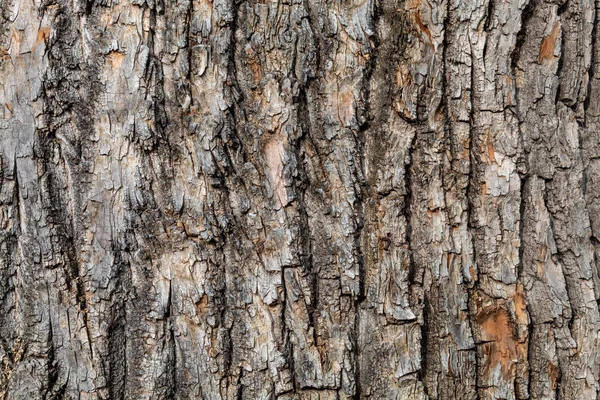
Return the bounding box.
[1,0,599,398]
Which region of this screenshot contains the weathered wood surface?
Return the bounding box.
[1,0,600,398]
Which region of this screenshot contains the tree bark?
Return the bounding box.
[1,0,600,398]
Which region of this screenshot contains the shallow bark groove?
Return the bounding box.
[1,0,600,398]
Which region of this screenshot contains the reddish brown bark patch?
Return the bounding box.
[548,361,560,390]
[538,21,560,64]
[32,27,50,50]
[514,284,528,326]
[477,306,518,380]
[106,51,125,69]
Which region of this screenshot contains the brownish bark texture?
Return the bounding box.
[1,0,600,398]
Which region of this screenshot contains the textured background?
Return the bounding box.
[1,0,600,398]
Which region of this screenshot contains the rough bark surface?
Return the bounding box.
[1,0,600,398]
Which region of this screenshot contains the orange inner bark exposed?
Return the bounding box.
[478,307,518,380]
[538,21,560,64]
